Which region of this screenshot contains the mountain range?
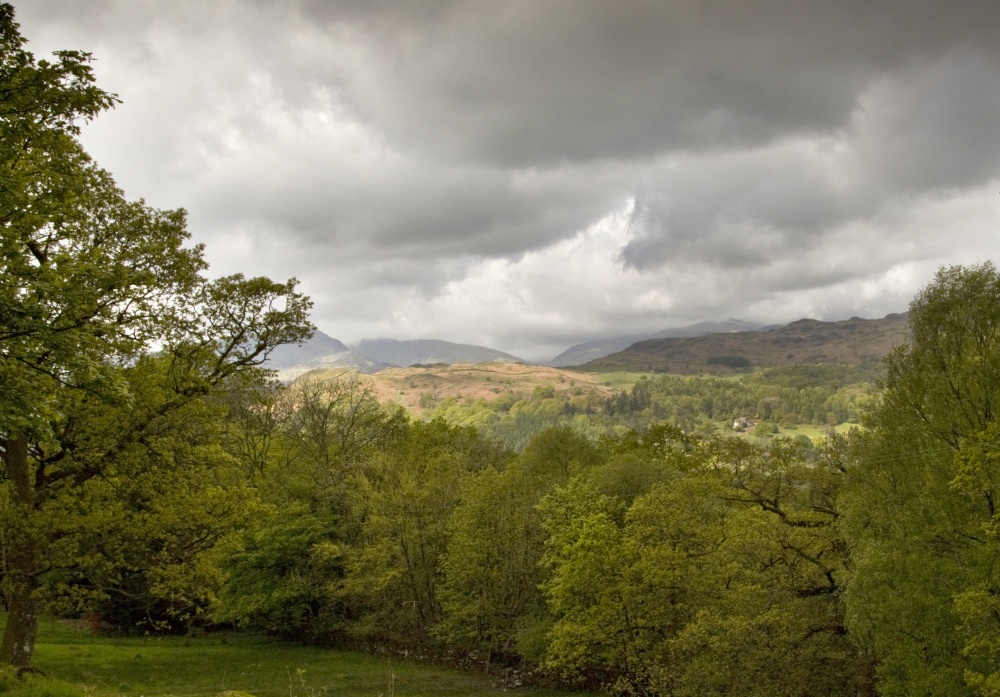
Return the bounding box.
[266,332,526,380]
[266,314,910,379]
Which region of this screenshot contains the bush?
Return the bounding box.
[751,421,777,438]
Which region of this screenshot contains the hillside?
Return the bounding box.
[550,318,764,366]
[298,362,617,415]
[267,330,350,369]
[267,330,391,378]
[581,313,909,373]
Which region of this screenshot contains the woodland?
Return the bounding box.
[5,5,1000,696]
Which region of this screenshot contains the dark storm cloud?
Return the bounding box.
[849,49,1000,193]
[287,0,1000,165]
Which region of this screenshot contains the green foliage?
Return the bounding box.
[342,419,503,642]
[537,436,862,696]
[751,420,777,437]
[215,381,514,648]
[213,505,346,640]
[210,375,869,696]
[538,482,629,678]
[0,0,208,437]
[214,378,401,641]
[0,356,270,638]
[843,262,1000,696]
[435,465,548,660]
[602,371,868,431]
[744,363,884,390]
[518,425,604,484]
[0,6,312,667]
[434,427,600,664]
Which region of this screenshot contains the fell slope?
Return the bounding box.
[298,362,616,416]
[266,330,390,378]
[550,318,763,366]
[581,313,909,373]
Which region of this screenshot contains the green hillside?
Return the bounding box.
[580,313,909,373]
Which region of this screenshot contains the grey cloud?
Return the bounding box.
[619,144,846,271]
[849,50,1000,194]
[616,42,1000,275]
[189,151,624,263]
[292,0,1000,166]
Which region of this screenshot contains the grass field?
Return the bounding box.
[728,422,859,444]
[778,422,858,440]
[3,616,594,697]
[591,371,654,390]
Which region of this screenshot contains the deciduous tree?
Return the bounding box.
[844,262,1000,696]
[0,5,312,667]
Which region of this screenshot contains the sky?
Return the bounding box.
[17,0,1000,362]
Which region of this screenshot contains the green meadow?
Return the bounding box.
[5,616,589,697]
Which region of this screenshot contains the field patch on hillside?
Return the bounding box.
[304,362,619,416]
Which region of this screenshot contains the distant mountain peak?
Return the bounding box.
[266,330,348,369]
[265,329,390,378]
[264,331,529,380]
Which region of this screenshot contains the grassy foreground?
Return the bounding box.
[1,616,592,697]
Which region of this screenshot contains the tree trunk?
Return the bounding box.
[0,432,39,669]
[0,579,39,669]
